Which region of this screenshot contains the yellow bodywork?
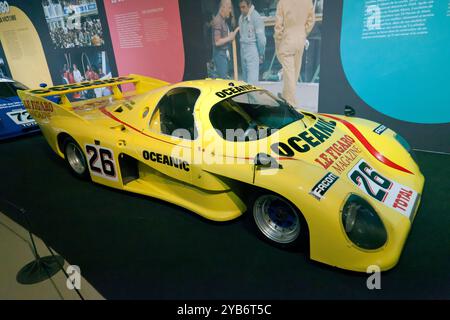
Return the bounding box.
[17,75,425,272]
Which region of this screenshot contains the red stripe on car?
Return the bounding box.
[322,114,413,174]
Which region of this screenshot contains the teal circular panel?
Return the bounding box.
[340,0,450,124]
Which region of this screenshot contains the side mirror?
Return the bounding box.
[344,105,356,117]
[254,153,282,170]
[252,153,283,183]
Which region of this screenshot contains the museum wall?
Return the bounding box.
[0,0,447,153]
[319,0,450,153]
[0,0,118,88]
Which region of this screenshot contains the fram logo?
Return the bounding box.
[310,172,339,201]
[373,124,387,135]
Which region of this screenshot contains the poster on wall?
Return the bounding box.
[0,0,118,99]
[40,0,114,100]
[42,0,105,49]
[319,0,450,153]
[0,0,188,99]
[200,0,324,112]
[103,0,185,83]
[0,2,53,87]
[53,49,113,100]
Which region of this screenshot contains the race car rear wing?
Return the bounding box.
[17,74,169,108]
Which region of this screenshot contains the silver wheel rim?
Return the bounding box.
[66,142,86,175]
[253,195,300,244]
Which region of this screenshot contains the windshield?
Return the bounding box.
[209,90,304,141]
[0,81,28,99]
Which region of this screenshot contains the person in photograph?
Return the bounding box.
[238,0,266,84]
[94,66,112,98]
[61,64,69,84]
[85,65,99,81]
[84,64,99,99]
[274,0,315,107]
[72,63,84,99]
[65,64,75,84]
[91,33,103,46]
[72,64,84,83]
[211,0,239,79]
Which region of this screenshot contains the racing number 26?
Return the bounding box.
[349,161,392,202]
[85,145,116,178]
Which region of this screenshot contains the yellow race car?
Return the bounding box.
[18,75,424,272]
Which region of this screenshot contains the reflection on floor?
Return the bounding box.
[0,212,104,300]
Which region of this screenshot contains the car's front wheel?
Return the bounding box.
[63,137,89,180]
[251,193,308,250]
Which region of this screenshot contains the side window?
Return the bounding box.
[149,88,200,140]
[209,100,251,139]
[0,82,16,98]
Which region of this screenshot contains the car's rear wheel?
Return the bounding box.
[63,137,89,180]
[251,193,308,250]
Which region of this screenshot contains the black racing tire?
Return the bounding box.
[247,191,309,252]
[63,137,90,180]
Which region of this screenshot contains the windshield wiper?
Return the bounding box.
[300,118,307,129]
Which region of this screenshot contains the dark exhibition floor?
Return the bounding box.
[1,134,449,299]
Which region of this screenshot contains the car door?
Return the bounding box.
[138,87,200,185]
[200,94,258,185]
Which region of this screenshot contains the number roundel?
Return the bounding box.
[85,144,118,181]
[7,110,36,126]
[350,161,392,202]
[348,159,418,218]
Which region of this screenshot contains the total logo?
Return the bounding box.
[393,188,414,213]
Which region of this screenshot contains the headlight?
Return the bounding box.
[342,195,387,250]
[395,133,419,164]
